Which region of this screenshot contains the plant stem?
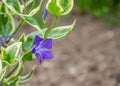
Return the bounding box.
[5,61,24,82]
[5,63,19,78]
[44,16,59,39]
[28,0,36,13]
[6,19,24,43]
[50,16,59,29]
[13,19,24,34]
[22,0,27,13]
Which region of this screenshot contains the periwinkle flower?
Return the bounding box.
[0,34,15,47]
[31,36,53,63]
[43,8,48,20]
[0,83,2,86]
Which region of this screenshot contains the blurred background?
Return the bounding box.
[20,0,120,86]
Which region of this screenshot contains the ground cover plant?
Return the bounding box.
[0,0,75,86]
[75,0,120,25]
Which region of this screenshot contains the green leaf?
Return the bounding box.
[21,0,34,12]
[46,0,63,16]
[22,51,33,62]
[22,37,33,53]
[1,48,10,66]
[0,5,15,37]
[19,33,25,44]
[46,0,74,16]
[29,0,43,16]
[0,59,2,74]
[59,0,74,15]
[0,68,6,81]
[22,15,44,36]
[1,2,6,13]
[1,42,21,65]
[22,31,43,52]
[48,20,76,39]
[24,0,34,6]
[7,78,18,86]
[5,61,24,82]
[18,66,35,83]
[3,0,22,13]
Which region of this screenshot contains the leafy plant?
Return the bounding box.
[75,0,120,16]
[0,0,75,86]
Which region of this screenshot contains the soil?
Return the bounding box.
[20,9,120,86]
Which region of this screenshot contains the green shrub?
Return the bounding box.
[75,0,120,16]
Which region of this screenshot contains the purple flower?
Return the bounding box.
[0,34,15,47]
[31,36,53,63]
[0,83,2,86]
[43,8,48,20]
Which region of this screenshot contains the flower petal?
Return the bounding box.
[34,36,43,46]
[35,53,42,63]
[5,34,15,41]
[43,8,48,20]
[0,39,7,48]
[31,46,36,53]
[41,39,52,49]
[40,50,53,59]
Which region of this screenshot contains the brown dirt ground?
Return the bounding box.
[20,10,120,86]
